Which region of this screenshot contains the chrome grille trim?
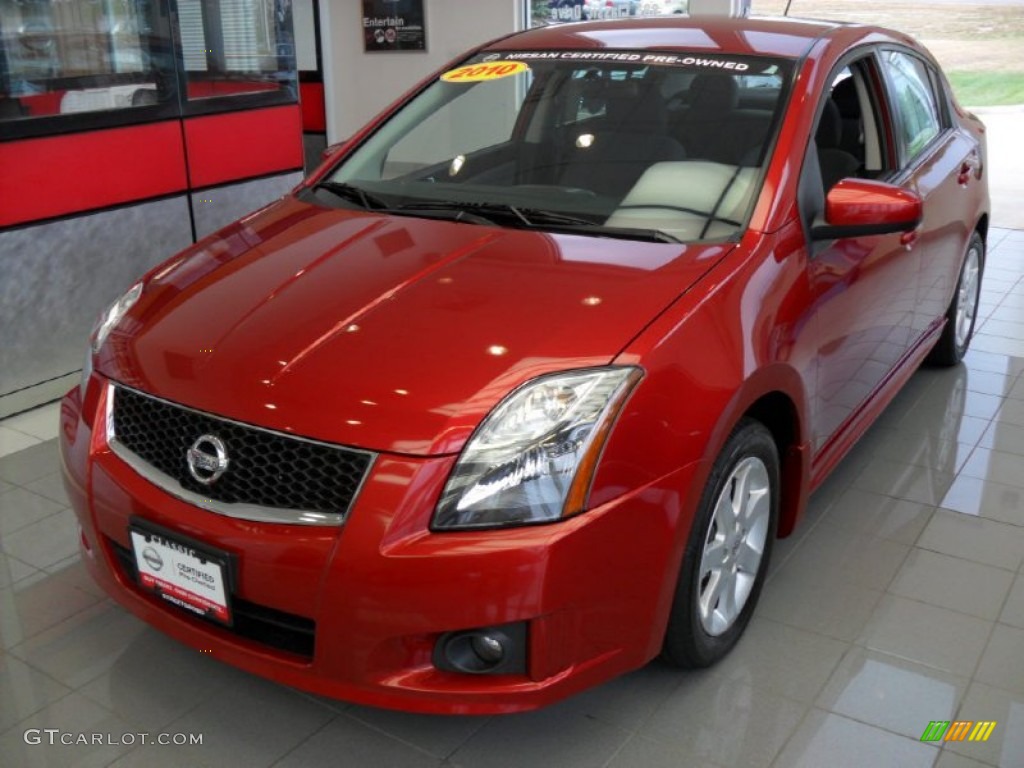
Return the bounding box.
[105,382,375,526]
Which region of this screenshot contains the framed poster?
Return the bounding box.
[362,0,427,52]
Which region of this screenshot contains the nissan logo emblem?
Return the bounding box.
[142,546,163,571]
[186,434,229,485]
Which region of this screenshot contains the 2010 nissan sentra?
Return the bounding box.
[60,12,989,713]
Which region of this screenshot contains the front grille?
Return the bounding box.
[111,385,373,523]
[108,538,315,659]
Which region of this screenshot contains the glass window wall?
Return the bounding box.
[0,0,296,136]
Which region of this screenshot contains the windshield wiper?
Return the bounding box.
[394,200,531,226]
[395,200,592,227]
[513,209,681,242]
[393,200,681,243]
[514,208,599,227]
[578,226,682,244]
[315,181,390,211]
[388,202,501,227]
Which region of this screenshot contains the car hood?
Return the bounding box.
[101,196,732,455]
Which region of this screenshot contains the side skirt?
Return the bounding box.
[808,321,944,492]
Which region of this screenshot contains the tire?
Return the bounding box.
[662,418,779,668]
[927,231,984,367]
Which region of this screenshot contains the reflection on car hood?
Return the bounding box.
[101,196,732,455]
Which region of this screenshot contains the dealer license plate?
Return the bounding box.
[130,525,232,626]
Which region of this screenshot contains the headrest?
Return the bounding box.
[688,73,739,114]
[603,80,641,123]
[816,99,842,148]
[831,77,859,118]
[605,79,668,131]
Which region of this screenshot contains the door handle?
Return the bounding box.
[958,154,980,186]
[900,229,920,250]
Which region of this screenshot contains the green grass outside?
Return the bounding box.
[947,72,1024,108]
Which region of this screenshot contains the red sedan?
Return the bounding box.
[61,13,988,713]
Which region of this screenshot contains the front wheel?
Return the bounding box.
[927,231,984,366]
[662,419,779,668]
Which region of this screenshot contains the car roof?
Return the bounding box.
[487,15,879,60]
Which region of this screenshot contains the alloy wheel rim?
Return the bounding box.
[697,456,771,637]
[955,245,981,351]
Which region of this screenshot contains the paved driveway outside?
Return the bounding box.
[972,106,1024,231]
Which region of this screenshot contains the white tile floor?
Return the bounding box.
[1,228,1023,767]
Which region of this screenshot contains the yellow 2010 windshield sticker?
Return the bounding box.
[441,61,529,83]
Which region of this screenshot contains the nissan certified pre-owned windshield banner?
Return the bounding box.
[362,0,426,52]
[477,50,775,75]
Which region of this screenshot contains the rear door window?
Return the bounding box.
[880,50,944,165]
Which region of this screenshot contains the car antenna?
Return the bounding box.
[783,0,793,15]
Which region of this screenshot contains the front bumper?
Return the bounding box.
[60,377,696,714]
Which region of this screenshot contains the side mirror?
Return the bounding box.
[811,178,923,241]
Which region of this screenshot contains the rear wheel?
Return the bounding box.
[662,419,778,668]
[927,231,984,366]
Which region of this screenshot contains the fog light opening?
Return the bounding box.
[444,631,507,674]
[434,623,527,676]
[471,634,505,665]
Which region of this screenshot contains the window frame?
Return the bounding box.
[819,55,894,179]
[798,45,900,253]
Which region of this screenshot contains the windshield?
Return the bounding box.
[323,50,793,243]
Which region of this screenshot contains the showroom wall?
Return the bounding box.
[0,0,305,417]
[319,0,522,142]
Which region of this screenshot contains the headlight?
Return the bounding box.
[433,367,642,530]
[82,282,142,398]
[90,282,143,353]
[79,345,93,400]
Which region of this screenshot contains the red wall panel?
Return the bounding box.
[19,91,66,117]
[0,122,188,228]
[183,105,304,189]
[186,81,279,99]
[299,82,327,133]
